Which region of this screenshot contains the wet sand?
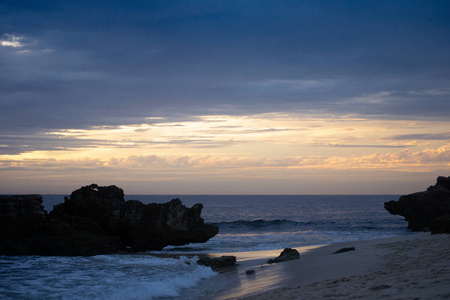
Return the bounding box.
[210,233,450,299]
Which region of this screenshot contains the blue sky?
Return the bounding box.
[1,1,449,194]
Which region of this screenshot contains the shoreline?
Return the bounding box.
[203,233,450,300]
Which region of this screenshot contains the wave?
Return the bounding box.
[209,219,322,234]
[208,218,395,234]
[0,255,216,300]
[211,218,315,226]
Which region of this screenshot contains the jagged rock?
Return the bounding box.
[197,255,237,270]
[384,176,450,231]
[0,184,218,255]
[429,215,450,234]
[333,247,355,254]
[268,248,300,263]
[50,185,218,251]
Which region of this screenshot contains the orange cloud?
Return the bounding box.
[2,145,448,173]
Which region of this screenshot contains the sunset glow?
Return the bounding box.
[1,113,448,194]
[1,1,449,194]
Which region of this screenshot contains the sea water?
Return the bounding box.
[0,255,215,300]
[1,195,411,299]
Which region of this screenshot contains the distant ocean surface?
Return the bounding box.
[1,195,412,299]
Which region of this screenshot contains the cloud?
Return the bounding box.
[408,89,450,96]
[385,132,450,141]
[341,89,450,119]
[353,146,450,167]
[0,133,109,155]
[252,79,339,91]
[310,143,408,149]
[1,0,449,137]
[0,1,449,195]
[2,142,449,194]
[3,145,449,173]
[2,112,448,158]
[1,34,24,47]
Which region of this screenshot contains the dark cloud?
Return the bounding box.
[385,132,450,141]
[0,128,241,155]
[1,0,450,137]
[0,134,106,155]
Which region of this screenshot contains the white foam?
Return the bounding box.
[99,260,216,300]
[98,257,215,300]
[0,255,216,300]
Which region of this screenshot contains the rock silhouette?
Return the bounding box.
[268,248,300,263]
[0,184,218,255]
[384,176,450,232]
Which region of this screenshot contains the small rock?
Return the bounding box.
[268,248,300,264]
[197,255,236,270]
[245,269,255,275]
[333,247,355,254]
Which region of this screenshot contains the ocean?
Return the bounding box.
[1,195,412,299]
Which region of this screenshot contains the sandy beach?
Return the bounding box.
[211,233,450,300]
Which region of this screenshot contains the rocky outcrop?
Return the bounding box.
[0,184,218,256]
[384,176,450,232]
[0,194,122,256]
[268,248,300,263]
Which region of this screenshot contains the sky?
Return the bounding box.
[1,0,449,195]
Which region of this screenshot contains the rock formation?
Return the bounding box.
[384,176,450,232]
[0,184,218,255]
[267,248,300,263]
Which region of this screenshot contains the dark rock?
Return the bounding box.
[268,248,300,264]
[197,255,237,270]
[50,184,218,252]
[245,269,255,275]
[49,185,218,251]
[0,194,122,256]
[0,194,47,223]
[384,176,450,231]
[333,247,355,254]
[429,215,450,234]
[0,184,218,255]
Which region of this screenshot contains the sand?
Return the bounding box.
[212,233,450,300]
